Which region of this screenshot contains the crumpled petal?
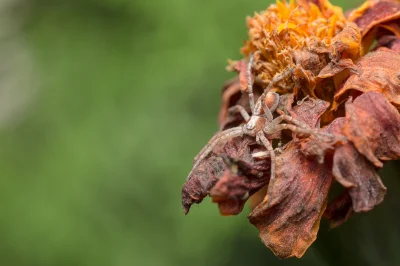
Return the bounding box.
[291,98,330,128]
[348,0,400,53]
[300,117,346,163]
[375,34,400,52]
[210,153,270,216]
[330,22,361,61]
[182,136,256,214]
[218,77,242,126]
[318,58,358,79]
[248,144,333,258]
[227,59,252,93]
[324,190,353,228]
[335,48,400,106]
[332,142,387,212]
[348,0,400,38]
[343,91,400,167]
[182,155,226,215]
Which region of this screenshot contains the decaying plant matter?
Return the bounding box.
[182,0,400,259]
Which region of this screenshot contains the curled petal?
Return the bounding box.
[333,142,387,212]
[292,98,330,128]
[182,156,226,214]
[210,155,270,216]
[348,0,400,38]
[182,137,256,214]
[218,77,241,126]
[335,48,400,106]
[227,60,252,93]
[300,117,346,162]
[248,144,333,258]
[318,58,358,79]
[375,34,400,52]
[324,190,354,228]
[330,22,361,61]
[343,91,400,167]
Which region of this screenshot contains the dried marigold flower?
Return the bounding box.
[182,0,400,259]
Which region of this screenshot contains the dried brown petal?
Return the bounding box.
[324,190,353,228]
[332,142,387,212]
[248,144,332,258]
[335,48,400,106]
[348,0,400,38]
[231,60,251,93]
[343,91,400,168]
[293,49,327,76]
[218,77,242,126]
[182,136,255,214]
[330,22,361,61]
[293,66,317,97]
[375,34,400,52]
[291,98,330,128]
[318,58,358,79]
[301,117,346,162]
[316,23,361,91]
[210,154,270,216]
[378,20,400,37]
[182,156,225,215]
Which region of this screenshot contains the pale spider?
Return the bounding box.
[187,54,333,183]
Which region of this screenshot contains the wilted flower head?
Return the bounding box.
[182,0,400,259]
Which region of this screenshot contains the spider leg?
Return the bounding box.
[257,132,276,184]
[264,115,340,141]
[265,123,318,136]
[261,95,273,122]
[263,115,285,134]
[246,54,255,113]
[228,105,250,121]
[188,126,244,180]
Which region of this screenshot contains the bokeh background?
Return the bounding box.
[0,0,399,265]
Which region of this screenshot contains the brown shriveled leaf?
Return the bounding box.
[348,0,400,38]
[332,142,387,212]
[324,190,354,228]
[343,91,400,168]
[335,48,400,107]
[210,154,270,216]
[248,144,333,258]
[182,136,255,214]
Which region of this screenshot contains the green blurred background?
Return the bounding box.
[0,0,399,265]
